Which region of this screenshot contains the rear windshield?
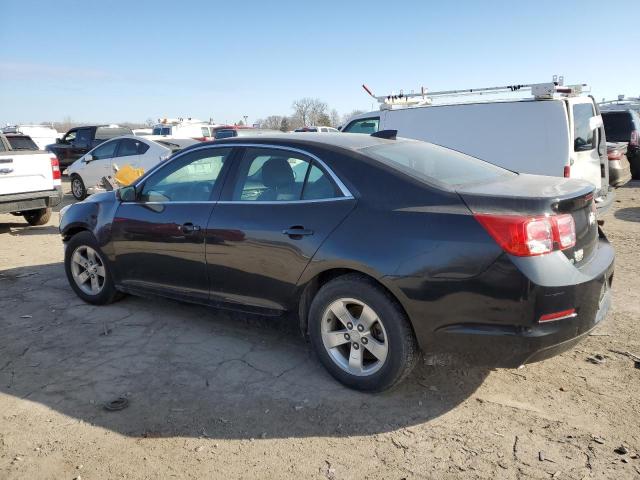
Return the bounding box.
[361,140,513,188]
[152,127,173,135]
[215,129,237,139]
[7,136,38,150]
[95,127,132,139]
[602,112,633,142]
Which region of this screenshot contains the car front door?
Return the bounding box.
[81,139,119,189]
[110,146,233,301]
[206,146,356,312]
[112,137,142,171]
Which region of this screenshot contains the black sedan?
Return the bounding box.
[59,132,614,391]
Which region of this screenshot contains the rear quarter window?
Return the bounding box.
[361,140,513,188]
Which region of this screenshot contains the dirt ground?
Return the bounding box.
[0,180,639,480]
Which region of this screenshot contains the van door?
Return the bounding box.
[568,97,602,191]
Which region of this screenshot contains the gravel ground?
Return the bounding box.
[0,180,639,479]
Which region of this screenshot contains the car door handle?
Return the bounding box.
[0,167,13,174]
[282,226,314,238]
[180,223,201,234]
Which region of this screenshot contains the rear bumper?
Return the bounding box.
[426,237,615,368]
[0,186,62,214]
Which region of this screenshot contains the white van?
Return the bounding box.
[342,79,612,212]
[151,118,220,141]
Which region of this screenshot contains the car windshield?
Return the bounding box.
[361,140,514,188]
[7,136,39,150]
[602,112,633,142]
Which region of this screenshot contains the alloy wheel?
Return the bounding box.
[70,245,106,295]
[72,178,84,198]
[320,298,389,376]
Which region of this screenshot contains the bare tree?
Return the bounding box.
[280,117,290,132]
[260,115,284,130]
[329,109,341,128]
[292,97,328,126]
[342,109,366,124]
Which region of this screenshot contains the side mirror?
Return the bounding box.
[117,185,137,202]
[84,154,94,162]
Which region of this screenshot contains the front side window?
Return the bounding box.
[573,103,596,152]
[362,140,513,188]
[343,117,379,134]
[140,148,231,202]
[63,130,77,144]
[91,140,119,160]
[231,148,340,201]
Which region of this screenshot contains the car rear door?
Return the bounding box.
[205,146,356,312]
[110,146,233,301]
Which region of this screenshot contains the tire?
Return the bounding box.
[308,274,418,392]
[64,231,122,305]
[23,208,51,226]
[71,174,87,200]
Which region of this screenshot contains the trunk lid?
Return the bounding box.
[457,173,598,265]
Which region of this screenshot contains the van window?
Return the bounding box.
[573,104,596,152]
[361,140,513,188]
[152,127,172,135]
[343,118,379,134]
[215,129,237,139]
[602,111,633,142]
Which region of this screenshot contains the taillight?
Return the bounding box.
[539,308,576,323]
[563,166,571,178]
[631,130,638,147]
[608,150,623,161]
[50,156,61,180]
[474,213,576,257]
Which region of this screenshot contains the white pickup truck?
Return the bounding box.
[0,133,63,225]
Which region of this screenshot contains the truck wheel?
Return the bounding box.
[71,175,87,200]
[308,274,419,392]
[23,208,51,226]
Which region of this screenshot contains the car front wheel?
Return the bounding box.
[71,174,87,200]
[64,231,122,305]
[308,274,418,391]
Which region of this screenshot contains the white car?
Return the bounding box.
[342,78,613,212]
[64,135,197,200]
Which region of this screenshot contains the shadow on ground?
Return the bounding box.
[0,262,489,440]
[0,223,60,236]
[614,207,640,223]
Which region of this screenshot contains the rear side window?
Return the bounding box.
[602,112,633,142]
[573,104,596,152]
[343,118,379,134]
[361,141,513,188]
[117,139,142,157]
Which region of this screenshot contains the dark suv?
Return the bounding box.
[601,109,640,179]
[47,125,132,168]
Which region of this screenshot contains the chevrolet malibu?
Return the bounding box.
[59,132,614,391]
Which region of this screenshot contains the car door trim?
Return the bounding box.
[132,143,354,200]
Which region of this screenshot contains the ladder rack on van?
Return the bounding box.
[363,76,589,109]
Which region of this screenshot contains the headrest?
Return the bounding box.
[261,157,294,189]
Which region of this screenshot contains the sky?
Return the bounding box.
[1,0,639,126]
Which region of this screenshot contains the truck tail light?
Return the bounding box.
[608,149,623,161]
[631,130,638,147]
[50,156,61,181]
[563,165,571,177]
[474,213,575,257]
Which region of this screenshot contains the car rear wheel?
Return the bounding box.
[23,208,51,226]
[64,231,122,305]
[308,274,418,391]
[71,175,87,200]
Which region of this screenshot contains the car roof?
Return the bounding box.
[209,132,398,152]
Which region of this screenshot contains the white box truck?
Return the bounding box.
[342,77,612,213]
